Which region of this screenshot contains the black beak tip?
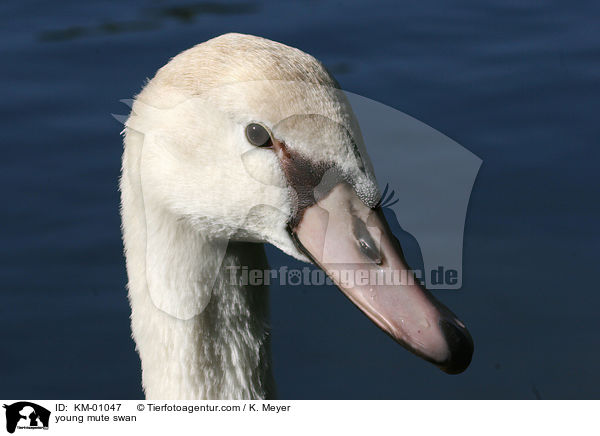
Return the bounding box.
[437,319,474,375]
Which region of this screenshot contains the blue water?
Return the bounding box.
[1,0,599,399]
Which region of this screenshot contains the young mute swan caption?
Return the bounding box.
[120,33,473,399]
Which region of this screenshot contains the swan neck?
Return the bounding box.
[122,185,273,399]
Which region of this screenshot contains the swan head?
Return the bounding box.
[124,33,473,374]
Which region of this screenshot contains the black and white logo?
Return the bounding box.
[3,402,50,433]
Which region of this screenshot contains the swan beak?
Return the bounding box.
[289,182,474,374]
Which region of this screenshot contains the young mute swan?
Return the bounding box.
[120,33,473,399]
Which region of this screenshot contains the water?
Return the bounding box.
[1,0,599,399]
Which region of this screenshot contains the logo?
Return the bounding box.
[3,402,50,434]
[114,80,481,320]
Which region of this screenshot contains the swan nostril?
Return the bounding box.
[357,238,382,265]
[438,319,474,374]
[352,216,382,265]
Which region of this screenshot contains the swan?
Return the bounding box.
[120,33,473,399]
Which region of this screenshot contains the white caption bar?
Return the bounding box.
[0,400,595,436]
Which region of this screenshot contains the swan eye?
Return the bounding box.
[245,123,272,147]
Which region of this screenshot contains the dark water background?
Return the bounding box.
[1,0,599,399]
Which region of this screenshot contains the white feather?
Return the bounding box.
[120,33,379,399]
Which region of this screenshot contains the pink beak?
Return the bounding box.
[277,141,474,374]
